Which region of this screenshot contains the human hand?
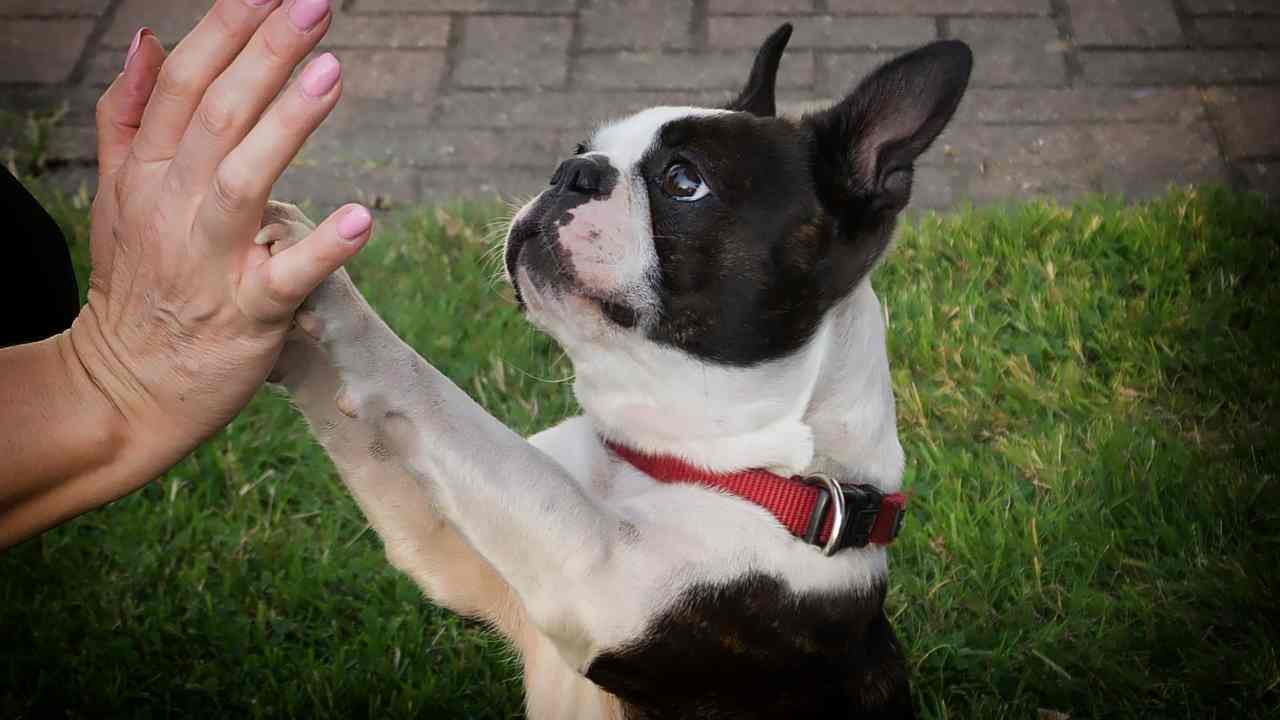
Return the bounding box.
[71,0,372,473]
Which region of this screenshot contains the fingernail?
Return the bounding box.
[288,0,330,31]
[245,0,276,6]
[299,53,341,98]
[123,27,150,71]
[337,205,372,241]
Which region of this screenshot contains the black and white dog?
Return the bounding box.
[262,24,971,719]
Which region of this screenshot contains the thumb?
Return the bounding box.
[241,203,372,324]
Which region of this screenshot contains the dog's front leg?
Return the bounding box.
[264,206,629,669]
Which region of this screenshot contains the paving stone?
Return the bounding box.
[580,0,694,50]
[1204,87,1280,159]
[331,49,445,106]
[949,18,1068,86]
[1239,161,1280,199]
[819,52,897,95]
[931,124,1092,169]
[1180,0,1280,13]
[304,127,565,169]
[105,0,205,46]
[576,50,815,91]
[454,16,572,89]
[1089,121,1227,198]
[1067,0,1183,47]
[354,0,575,11]
[710,15,935,50]
[829,0,1050,13]
[433,90,727,129]
[708,0,815,12]
[418,168,548,204]
[1080,50,1280,85]
[909,166,957,210]
[0,19,95,83]
[955,87,1205,124]
[965,161,1096,204]
[0,85,102,125]
[0,0,110,15]
[1192,17,1280,47]
[276,162,421,215]
[323,14,450,49]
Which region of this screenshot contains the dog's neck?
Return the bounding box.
[567,280,904,492]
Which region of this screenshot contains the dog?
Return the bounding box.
[261,24,971,719]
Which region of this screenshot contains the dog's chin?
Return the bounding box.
[515,266,641,339]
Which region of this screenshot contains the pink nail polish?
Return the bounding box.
[337,205,373,241]
[288,0,330,31]
[123,27,149,71]
[299,53,341,98]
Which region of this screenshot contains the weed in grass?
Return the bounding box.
[2,178,1277,719]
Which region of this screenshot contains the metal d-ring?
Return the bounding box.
[804,473,846,556]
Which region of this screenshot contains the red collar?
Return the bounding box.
[606,441,907,555]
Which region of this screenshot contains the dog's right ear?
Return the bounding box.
[724,23,793,117]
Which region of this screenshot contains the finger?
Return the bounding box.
[130,0,280,164]
[240,204,372,324]
[170,0,332,189]
[95,28,165,178]
[202,53,341,226]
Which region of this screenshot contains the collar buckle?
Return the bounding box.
[802,476,905,555]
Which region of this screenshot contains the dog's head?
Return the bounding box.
[505,25,971,472]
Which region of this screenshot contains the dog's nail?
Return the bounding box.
[336,390,358,418]
[297,311,324,339]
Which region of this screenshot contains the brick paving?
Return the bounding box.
[1,0,1278,215]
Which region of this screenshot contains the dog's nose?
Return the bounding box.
[549,156,608,196]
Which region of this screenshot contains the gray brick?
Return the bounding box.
[323,14,450,49]
[276,163,420,216]
[1080,50,1280,85]
[105,0,204,46]
[0,19,94,83]
[0,85,101,125]
[419,168,548,204]
[955,88,1205,124]
[1192,17,1280,47]
[829,0,1050,13]
[949,18,1069,86]
[1089,121,1226,198]
[353,0,574,11]
[1181,0,1280,13]
[433,90,727,129]
[335,49,446,103]
[0,0,109,15]
[576,50,815,91]
[304,127,565,169]
[819,52,896,95]
[929,124,1091,169]
[84,49,124,87]
[1239,161,1280,199]
[965,161,1095,204]
[580,0,694,50]
[909,166,957,210]
[1204,87,1280,159]
[709,0,814,12]
[1067,0,1182,47]
[454,16,572,88]
[709,16,935,50]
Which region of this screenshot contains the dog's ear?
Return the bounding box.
[724,23,793,117]
[806,40,972,213]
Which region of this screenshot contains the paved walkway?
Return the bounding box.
[2,0,1278,214]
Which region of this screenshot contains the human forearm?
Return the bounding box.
[0,317,189,549]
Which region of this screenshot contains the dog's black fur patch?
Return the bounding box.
[586,573,915,720]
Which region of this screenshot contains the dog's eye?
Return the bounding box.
[661,162,710,202]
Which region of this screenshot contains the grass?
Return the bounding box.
[1,175,1277,719]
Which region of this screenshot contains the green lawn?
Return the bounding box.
[2,178,1277,719]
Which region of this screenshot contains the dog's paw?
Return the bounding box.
[255,201,315,257]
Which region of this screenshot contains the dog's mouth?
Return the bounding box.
[508,233,640,330]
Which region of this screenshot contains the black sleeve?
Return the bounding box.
[1,167,80,348]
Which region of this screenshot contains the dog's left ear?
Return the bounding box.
[725,23,793,117]
[807,40,972,212]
